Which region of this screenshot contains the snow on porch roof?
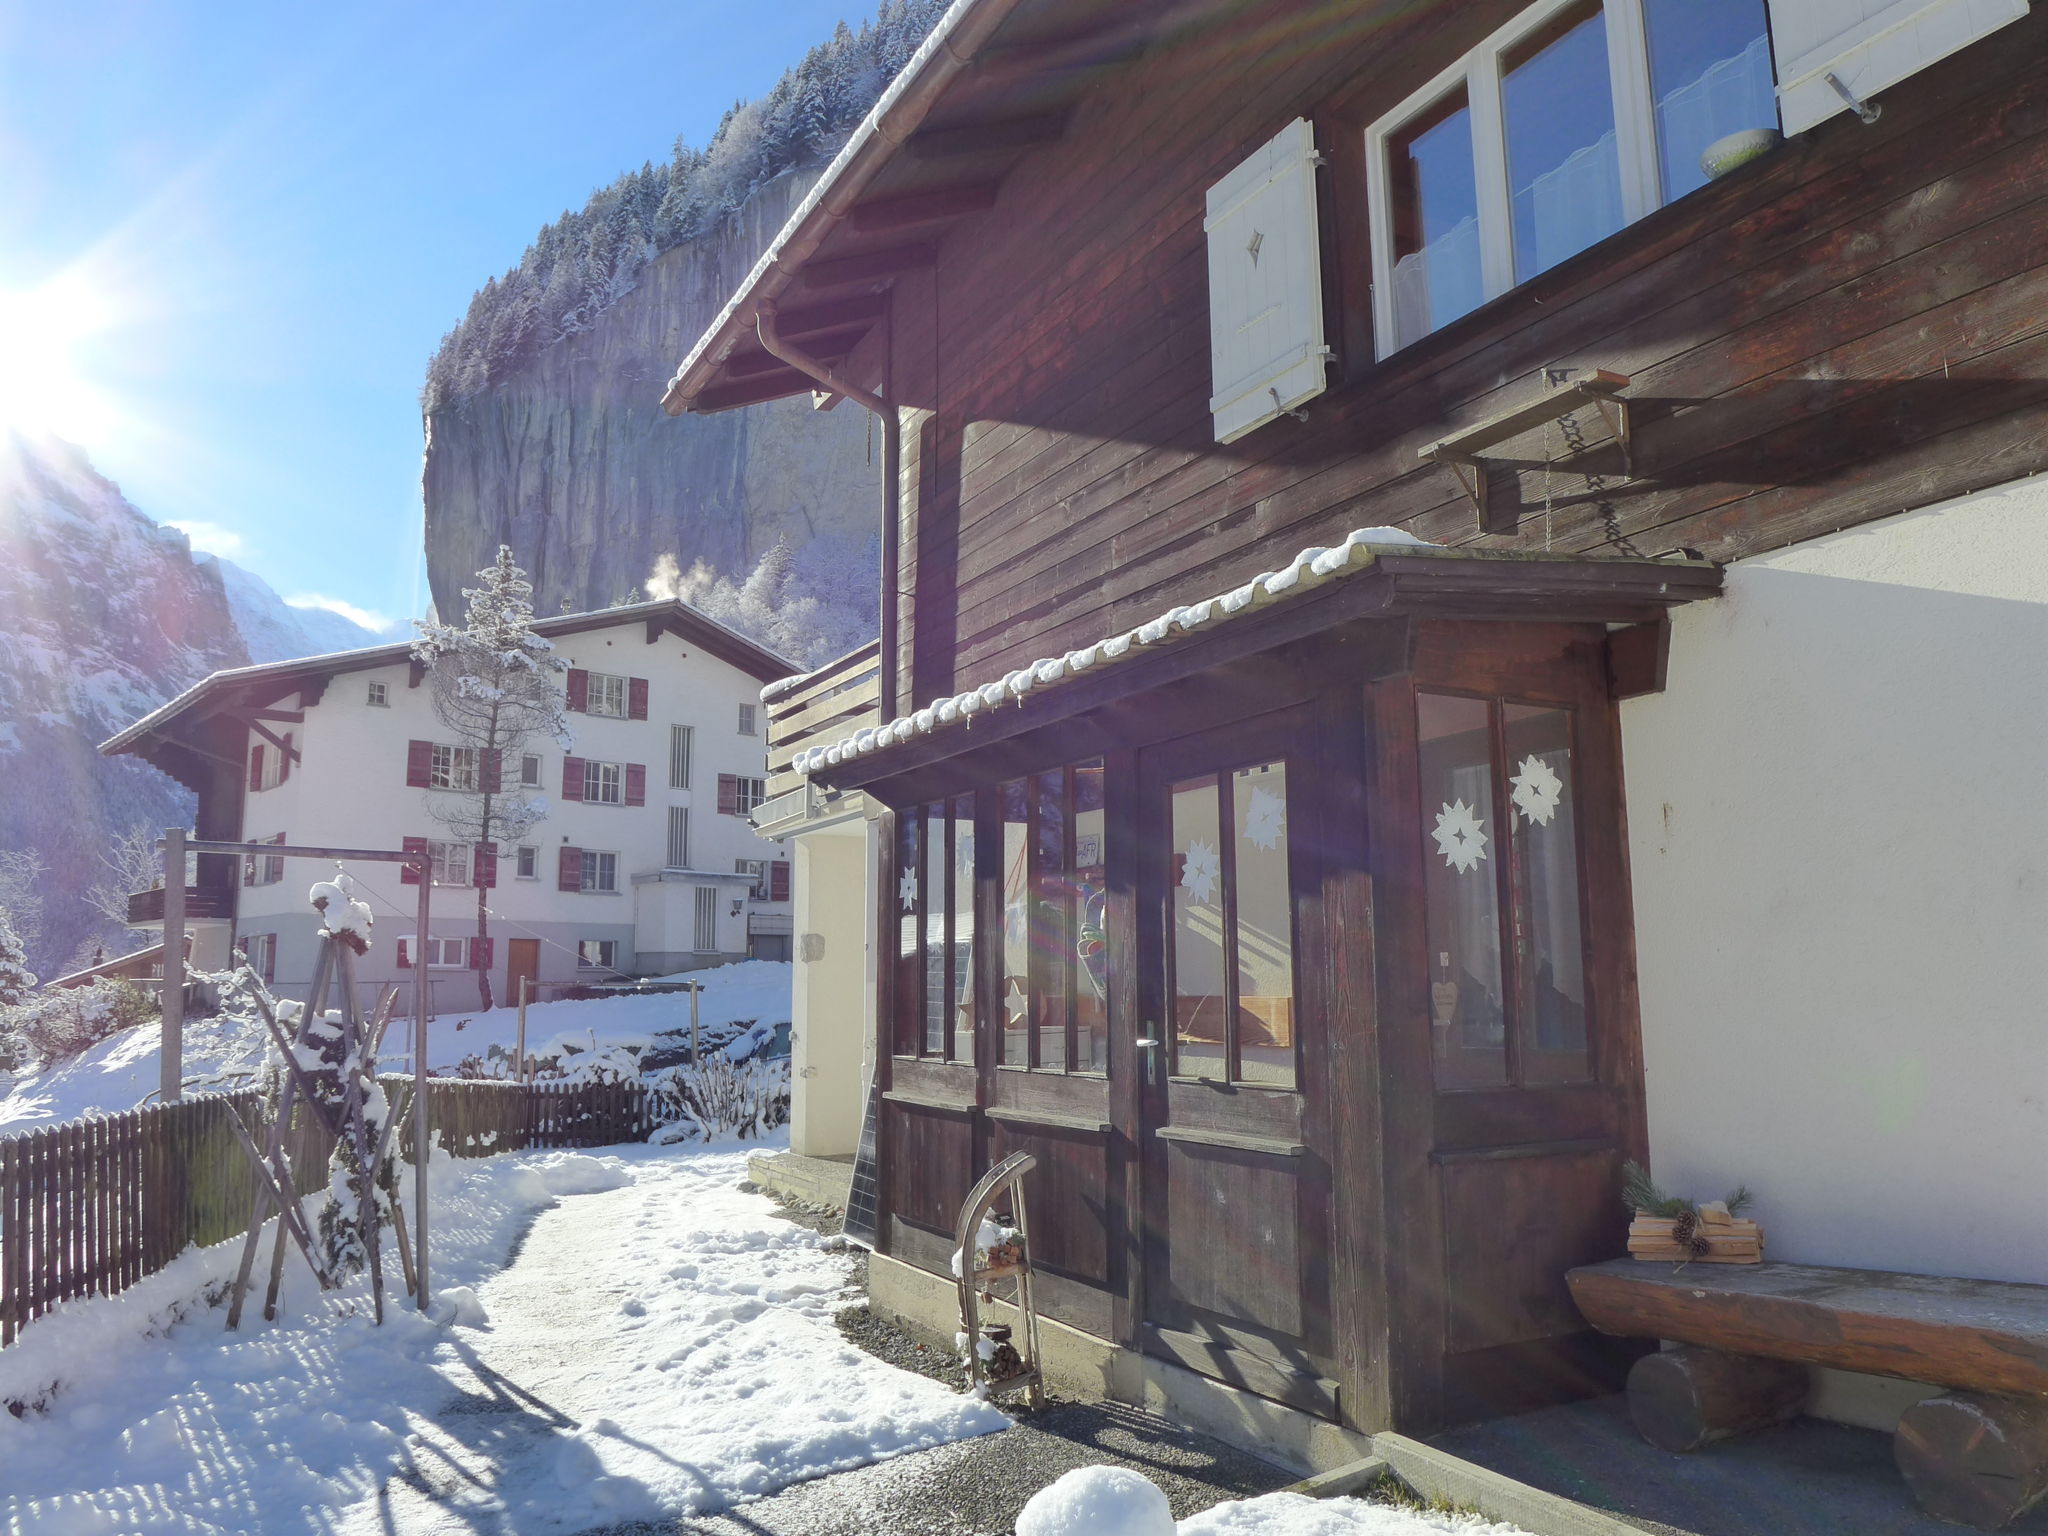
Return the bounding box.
[794,528,1722,781]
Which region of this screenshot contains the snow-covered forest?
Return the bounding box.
[422,0,944,414]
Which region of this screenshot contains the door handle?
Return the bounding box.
[1135,1035,1162,1085]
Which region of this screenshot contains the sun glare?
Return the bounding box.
[0,275,118,442]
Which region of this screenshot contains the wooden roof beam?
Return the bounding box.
[850,182,1001,234]
[692,367,830,414]
[798,242,940,290]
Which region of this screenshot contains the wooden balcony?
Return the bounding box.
[764,638,882,801]
[126,885,236,926]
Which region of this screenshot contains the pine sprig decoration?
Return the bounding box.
[1724,1184,1754,1217]
[1620,1159,1689,1219]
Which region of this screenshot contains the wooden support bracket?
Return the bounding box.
[1420,370,1632,536]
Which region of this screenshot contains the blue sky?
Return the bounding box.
[0,0,870,632]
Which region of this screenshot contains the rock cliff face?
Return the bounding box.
[422,170,881,621]
[0,434,377,974]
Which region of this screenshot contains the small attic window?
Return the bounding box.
[367,681,389,707]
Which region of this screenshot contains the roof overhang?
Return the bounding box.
[662,0,1170,416]
[803,540,1723,793]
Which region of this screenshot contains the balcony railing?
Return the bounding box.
[126,885,236,926]
[764,638,882,801]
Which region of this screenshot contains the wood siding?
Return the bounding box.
[899,0,2048,702]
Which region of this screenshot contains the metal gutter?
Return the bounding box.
[660,0,1029,415]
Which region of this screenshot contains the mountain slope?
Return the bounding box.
[0,434,378,974]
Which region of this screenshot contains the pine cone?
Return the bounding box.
[1671,1208,1709,1257]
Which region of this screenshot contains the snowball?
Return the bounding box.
[1016,1467,1173,1536]
[429,1286,490,1329]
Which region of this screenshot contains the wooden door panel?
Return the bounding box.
[1440,1145,1624,1353]
[1161,1140,1304,1336]
[989,1120,1113,1285]
[881,1100,975,1241]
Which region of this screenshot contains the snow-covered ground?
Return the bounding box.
[0,961,793,1130]
[1021,1466,1532,1535]
[0,1138,1005,1534]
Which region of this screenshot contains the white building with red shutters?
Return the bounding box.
[102,600,796,1012]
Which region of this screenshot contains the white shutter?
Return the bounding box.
[1770,0,2027,134]
[1206,117,1331,445]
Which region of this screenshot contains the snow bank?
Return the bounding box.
[531,1150,634,1196]
[1014,1471,1538,1536]
[1018,1466,1174,1536]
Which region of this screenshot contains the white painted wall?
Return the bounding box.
[231,616,789,1001]
[788,812,877,1158]
[1620,479,2048,1292]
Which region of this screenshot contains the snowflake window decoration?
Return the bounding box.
[1431,799,1489,873]
[1509,755,1564,827]
[898,867,919,912]
[1004,977,1028,1025]
[1241,786,1286,851]
[1179,837,1221,906]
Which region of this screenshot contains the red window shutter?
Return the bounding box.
[406,740,433,788]
[249,744,265,792]
[480,749,502,794]
[397,938,412,970]
[771,859,790,902]
[567,669,589,713]
[625,764,646,807]
[628,677,649,720]
[558,846,583,892]
[470,936,494,971]
[718,774,738,816]
[562,756,586,801]
[401,835,428,886]
[474,844,498,888]
[278,733,293,784]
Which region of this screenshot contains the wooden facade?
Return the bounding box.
[674,0,2048,1436]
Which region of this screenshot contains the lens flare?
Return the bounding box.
[0,274,117,442]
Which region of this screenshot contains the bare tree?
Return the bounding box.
[83,825,169,932]
[0,850,45,962]
[411,547,568,1009]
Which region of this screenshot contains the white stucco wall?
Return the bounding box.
[788,813,877,1158]
[1620,479,2048,1290]
[230,616,788,1001]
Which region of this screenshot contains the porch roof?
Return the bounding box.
[796,530,1721,788]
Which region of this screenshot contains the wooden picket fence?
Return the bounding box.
[0,1076,658,1347]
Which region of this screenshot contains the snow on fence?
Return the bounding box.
[0,1078,658,1347]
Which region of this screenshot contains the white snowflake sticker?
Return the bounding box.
[1432,799,1489,873]
[1241,786,1286,851]
[898,867,919,911]
[1180,837,1221,906]
[1510,755,1564,826]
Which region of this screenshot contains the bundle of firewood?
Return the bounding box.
[1628,1199,1765,1263]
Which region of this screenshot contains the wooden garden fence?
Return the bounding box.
[0,1077,657,1347]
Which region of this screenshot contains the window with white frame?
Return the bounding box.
[738,703,757,736]
[516,845,539,880]
[1368,0,1776,353]
[586,672,628,718]
[244,832,286,887]
[736,859,769,900]
[430,743,480,791]
[367,681,389,707]
[583,759,624,805]
[519,753,543,787]
[580,850,619,893]
[239,931,277,981]
[429,839,471,887]
[251,741,286,791]
[669,725,693,789]
[577,938,619,971]
[408,935,468,968]
[667,806,690,869]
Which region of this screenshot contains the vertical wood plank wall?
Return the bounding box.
[0,1080,661,1349]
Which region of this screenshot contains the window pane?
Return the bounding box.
[1170,775,1227,1082]
[924,802,948,1056]
[1232,762,1295,1088]
[1033,770,1070,1071]
[1072,761,1108,1073]
[1504,3,1624,284]
[1645,0,1775,201]
[1504,705,1591,1085]
[952,794,976,1063]
[1000,780,1030,1066]
[896,812,921,1055]
[1419,693,1507,1089]
[1390,90,1483,346]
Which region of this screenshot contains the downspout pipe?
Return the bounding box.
[755,301,902,720]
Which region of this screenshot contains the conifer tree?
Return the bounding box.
[411,548,568,1009]
[0,907,38,1074]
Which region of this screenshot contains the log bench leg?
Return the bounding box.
[1626,1346,1809,1453]
[1895,1391,2048,1530]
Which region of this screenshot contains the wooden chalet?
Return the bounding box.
[671,0,2048,1459]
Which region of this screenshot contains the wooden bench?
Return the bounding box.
[1568,1258,2048,1530]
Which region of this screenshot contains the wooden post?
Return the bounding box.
[517,976,530,1083]
[413,862,431,1311]
[160,827,186,1104]
[1626,1347,1808,1452]
[1896,1391,2048,1530]
[690,982,700,1067]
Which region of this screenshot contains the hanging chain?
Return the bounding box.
[1557,408,1643,557]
